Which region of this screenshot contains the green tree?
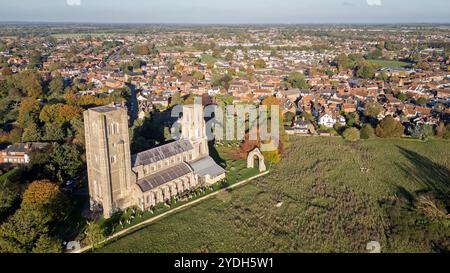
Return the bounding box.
[283,112,295,125]
[170,92,183,107]
[356,61,376,79]
[360,124,375,139]
[416,97,427,106]
[46,144,83,183]
[395,93,408,102]
[342,127,360,141]
[21,120,42,142]
[48,75,64,98]
[85,222,105,249]
[192,71,204,81]
[364,102,382,119]
[18,98,41,127]
[335,53,351,72]
[344,112,360,127]
[283,72,309,89]
[43,123,65,142]
[254,59,266,69]
[31,235,61,253]
[376,116,404,138]
[0,183,18,220]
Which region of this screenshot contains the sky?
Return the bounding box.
[0,0,449,24]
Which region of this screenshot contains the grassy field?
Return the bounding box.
[368,59,412,69]
[97,137,450,253]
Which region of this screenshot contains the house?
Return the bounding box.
[0,142,50,165]
[290,119,311,135]
[318,113,345,128]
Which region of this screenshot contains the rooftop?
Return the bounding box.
[136,162,193,193]
[132,139,193,167]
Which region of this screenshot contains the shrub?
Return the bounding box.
[342,127,360,141]
[375,116,404,138]
[360,124,375,139]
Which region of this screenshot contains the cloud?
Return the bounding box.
[66,0,81,6]
[366,0,382,6]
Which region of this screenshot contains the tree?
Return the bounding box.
[376,116,404,138]
[84,222,105,249]
[39,104,83,125]
[21,120,42,142]
[344,112,360,127]
[335,53,351,72]
[48,75,64,98]
[409,124,431,140]
[133,44,151,55]
[435,122,446,138]
[192,71,204,81]
[18,98,41,127]
[364,102,382,119]
[283,112,295,125]
[21,180,65,222]
[416,97,427,106]
[31,235,61,253]
[43,123,65,141]
[46,144,83,183]
[356,61,376,79]
[283,72,309,89]
[254,59,266,69]
[28,51,43,69]
[0,183,18,220]
[360,124,375,139]
[342,127,360,141]
[18,70,43,98]
[262,149,281,165]
[395,93,408,102]
[0,180,64,254]
[0,209,48,253]
[215,94,234,108]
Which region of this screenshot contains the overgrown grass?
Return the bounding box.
[97,137,450,253]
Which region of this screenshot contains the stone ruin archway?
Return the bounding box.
[247,148,266,172]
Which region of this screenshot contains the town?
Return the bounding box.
[0,23,449,254]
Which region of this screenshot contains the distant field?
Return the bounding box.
[97,137,450,253]
[368,59,412,68]
[51,33,112,39]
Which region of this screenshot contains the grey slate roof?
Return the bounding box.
[132,140,194,167]
[188,156,226,178]
[136,162,193,193]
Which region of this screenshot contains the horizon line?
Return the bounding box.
[1,21,450,26]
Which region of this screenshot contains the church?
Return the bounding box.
[83,103,226,219]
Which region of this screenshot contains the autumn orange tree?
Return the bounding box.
[39,103,83,125]
[0,180,65,253]
[21,180,66,222]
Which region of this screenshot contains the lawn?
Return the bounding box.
[368,59,412,69]
[97,137,450,253]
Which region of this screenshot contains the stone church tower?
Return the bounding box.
[181,104,208,160]
[84,105,134,218]
[84,100,225,219]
